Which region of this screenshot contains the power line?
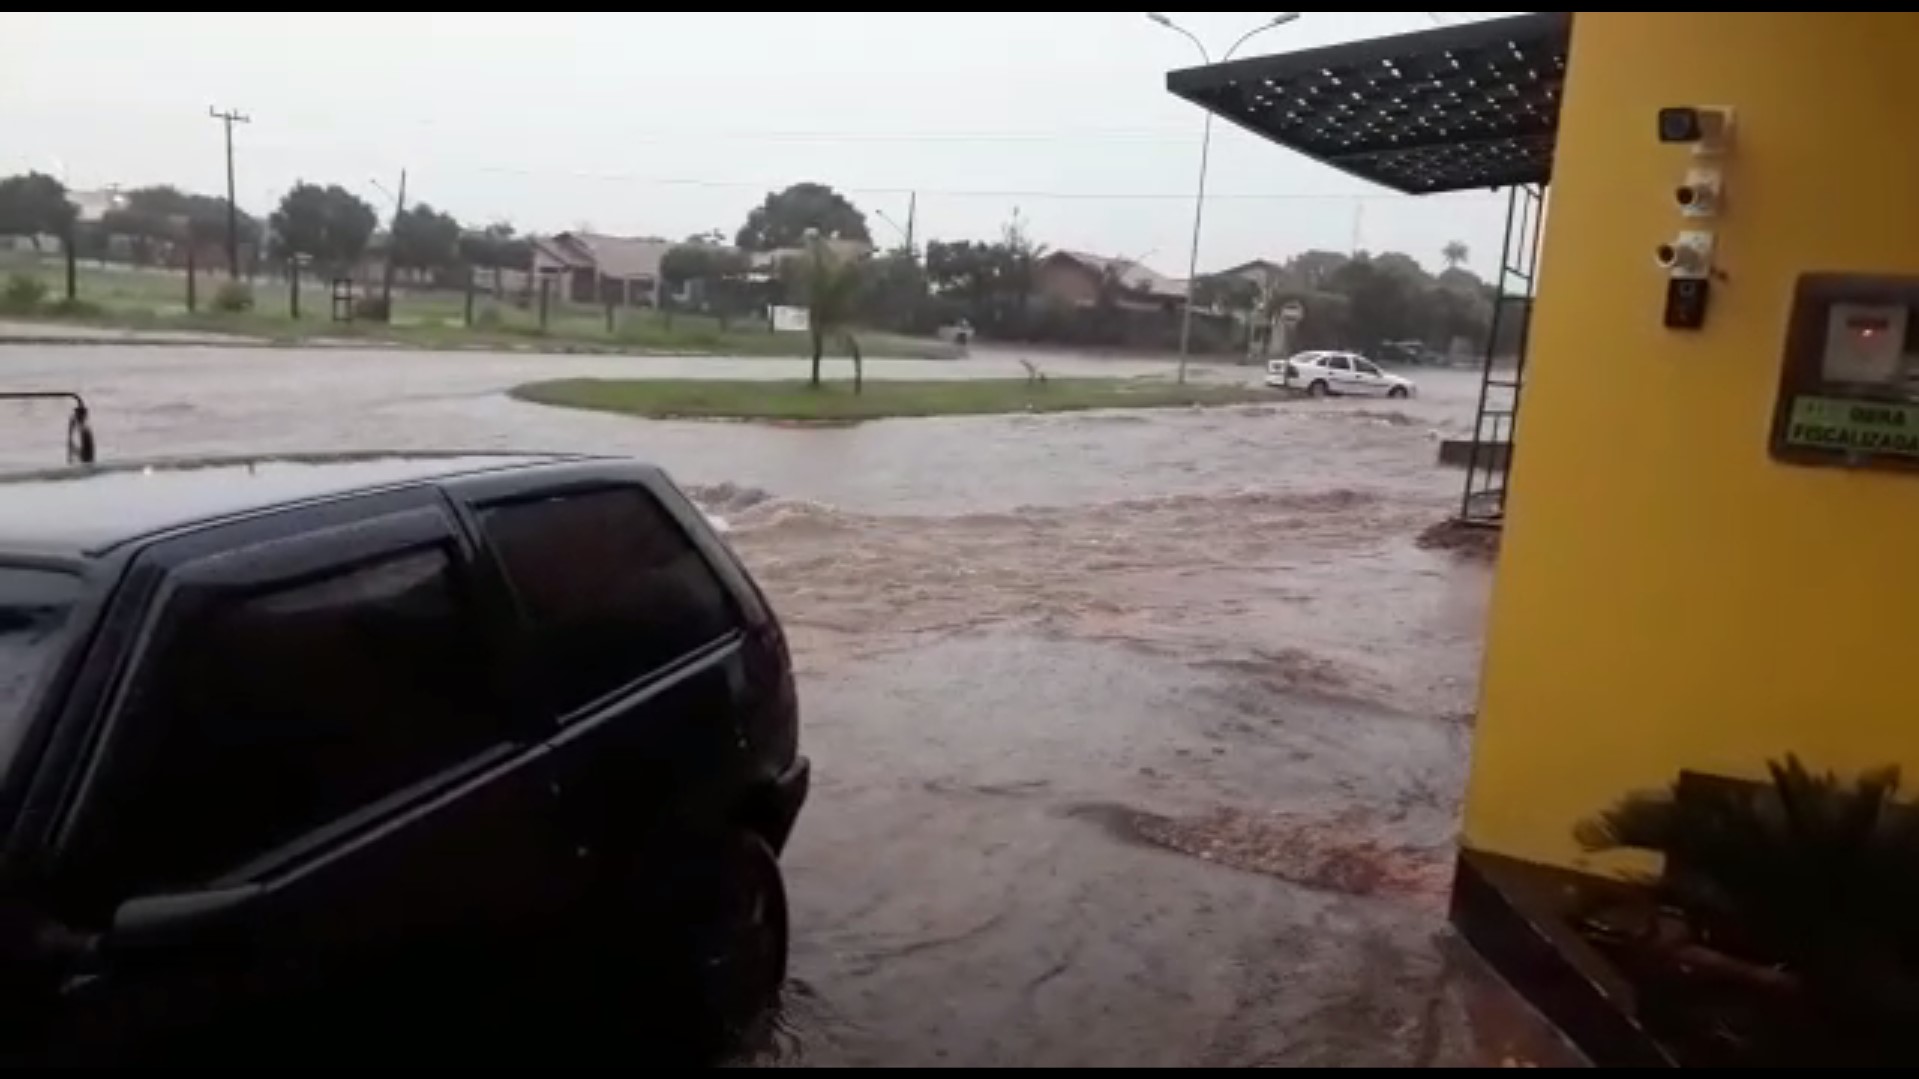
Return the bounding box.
[459,163,1485,205]
[238,143,1510,207]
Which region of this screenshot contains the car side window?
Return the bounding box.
[481,487,735,719]
[98,546,506,892]
[1356,360,1383,377]
[1327,356,1352,372]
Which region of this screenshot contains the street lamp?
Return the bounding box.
[1150,11,1301,384]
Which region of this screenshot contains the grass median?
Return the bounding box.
[511,377,1275,423]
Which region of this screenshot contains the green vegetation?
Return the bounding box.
[788,236,865,390]
[2,273,48,313]
[736,182,872,252]
[0,167,1502,364]
[0,258,960,360]
[512,377,1273,423]
[210,281,255,313]
[271,183,379,276]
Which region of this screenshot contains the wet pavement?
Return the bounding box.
[0,345,1578,1067]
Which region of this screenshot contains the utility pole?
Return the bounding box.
[208,107,251,279]
[905,192,918,258]
[379,169,407,322]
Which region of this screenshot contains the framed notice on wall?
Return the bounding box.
[1773,275,1919,472]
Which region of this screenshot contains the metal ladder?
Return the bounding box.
[1461,184,1548,527]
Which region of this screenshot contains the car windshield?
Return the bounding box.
[0,567,79,731]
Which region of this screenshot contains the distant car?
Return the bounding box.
[1268,352,1418,399]
[1378,340,1450,367]
[0,454,808,1064]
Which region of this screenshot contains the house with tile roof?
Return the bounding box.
[1034,250,1188,312]
[530,232,674,307]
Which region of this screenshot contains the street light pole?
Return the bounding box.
[1150,12,1301,384]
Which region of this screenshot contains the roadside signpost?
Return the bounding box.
[1275,301,1308,368]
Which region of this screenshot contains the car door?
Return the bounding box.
[460,475,754,907]
[1322,355,1354,394]
[1352,359,1390,397]
[43,495,579,1064]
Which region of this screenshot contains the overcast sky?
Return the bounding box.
[3,11,1519,276]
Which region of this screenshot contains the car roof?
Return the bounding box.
[0,452,586,560]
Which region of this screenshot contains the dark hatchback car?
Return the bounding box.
[0,454,807,1064]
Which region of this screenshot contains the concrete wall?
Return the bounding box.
[1463,12,1919,874]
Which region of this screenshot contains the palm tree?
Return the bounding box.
[797,233,865,393]
[1442,241,1470,271]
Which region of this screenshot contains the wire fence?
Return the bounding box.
[0,249,793,352]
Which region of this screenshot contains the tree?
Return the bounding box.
[391,203,462,278]
[736,183,871,252]
[0,173,76,252]
[1000,211,1045,326]
[458,222,532,295]
[661,243,747,292]
[1284,250,1354,291]
[1443,241,1471,270]
[787,234,865,392]
[858,252,929,333]
[1195,274,1265,354]
[924,218,1045,338]
[111,186,260,256]
[926,241,998,308]
[1195,274,1259,317]
[660,242,752,328]
[1328,255,1435,349]
[269,183,378,276]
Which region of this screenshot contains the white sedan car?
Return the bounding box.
[1267,352,1417,399]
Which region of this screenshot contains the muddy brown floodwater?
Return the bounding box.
[0,346,1576,1067]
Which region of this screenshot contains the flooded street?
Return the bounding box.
[0,345,1572,1066]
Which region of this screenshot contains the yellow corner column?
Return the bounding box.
[1464,11,1919,874]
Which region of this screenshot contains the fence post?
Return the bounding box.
[186,248,198,314]
[539,278,551,333]
[605,301,616,336]
[464,268,476,328]
[63,230,77,302]
[289,259,300,320]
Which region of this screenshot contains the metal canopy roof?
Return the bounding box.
[1166,12,1573,196]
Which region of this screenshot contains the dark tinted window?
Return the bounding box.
[483,488,734,717]
[0,568,78,730]
[1327,356,1352,372]
[110,547,503,889]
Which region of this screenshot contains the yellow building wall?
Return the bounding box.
[1464,11,1919,873]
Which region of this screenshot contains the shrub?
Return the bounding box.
[211,282,255,314]
[46,298,104,319]
[475,306,506,330]
[353,296,391,323]
[2,274,49,312]
[1580,756,1919,1029]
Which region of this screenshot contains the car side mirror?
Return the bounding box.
[109,885,264,955]
[68,403,96,466]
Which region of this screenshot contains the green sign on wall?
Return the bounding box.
[1786,397,1919,459]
